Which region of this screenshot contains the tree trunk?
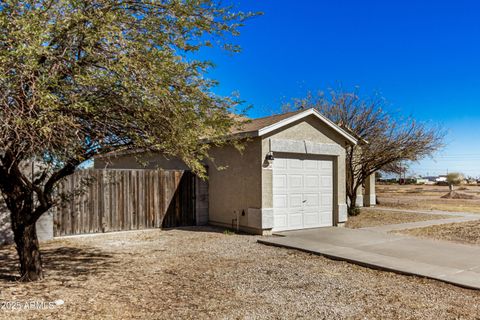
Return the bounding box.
[347,193,359,216]
[12,222,43,281]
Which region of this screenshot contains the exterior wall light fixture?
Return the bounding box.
[266,152,274,164]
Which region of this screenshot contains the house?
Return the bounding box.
[95,108,376,234]
[414,176,438,185]
[435,175,448,183]
[422,176,438,184]
[415,177,429,185]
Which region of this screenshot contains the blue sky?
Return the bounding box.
[200,0,480,177]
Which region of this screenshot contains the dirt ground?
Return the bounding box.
[398,220,480,245]
[1,227,480,319]
[345,208,450,229]
[377,184,480,213]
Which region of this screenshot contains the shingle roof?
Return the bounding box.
[229,108,358,144]
[230,109,305,135]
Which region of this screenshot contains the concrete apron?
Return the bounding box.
[258,227,480,290]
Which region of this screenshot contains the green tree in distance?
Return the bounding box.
[446,172,464,191]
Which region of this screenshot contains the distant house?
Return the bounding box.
[414,176,436,185]
[435,175,448,183]
[414,178,429,184]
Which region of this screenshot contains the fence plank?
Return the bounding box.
[53,168,197,236]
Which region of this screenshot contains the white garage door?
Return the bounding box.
[272,156,333,231]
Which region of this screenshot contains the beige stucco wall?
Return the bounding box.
[205,139,263,232]
[364,174,376,207]
[346,144,376,208]
[0,205,53,245]
[0,160,55,244]
[0,200,12,245]
[261,115,350,227]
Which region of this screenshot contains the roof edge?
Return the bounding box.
[257,108,358,145]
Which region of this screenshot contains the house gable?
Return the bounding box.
[257,109,357,145]
[261,113,352,147]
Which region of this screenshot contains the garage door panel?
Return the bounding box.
[304,193,319,207]
[288,213,303,227]
[273,175,287,189]
[321,161,333,169]
[304,212,320,226]
[274,158,287,169]
[288,175,303,188]
[321,194,333,207]
[273,156,334,231]
[321,176,332,188]
[273,213,288,229]
[304,159,318,169]
[289,194,303,208]
[320,210,333,225]
[273,194,288,208]
[288,158,303,169]
[305,175,319,188]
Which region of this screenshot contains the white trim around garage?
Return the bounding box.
[269,139,345,156]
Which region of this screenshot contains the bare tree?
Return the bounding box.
[381,161,409,184]
[286,89,444,215]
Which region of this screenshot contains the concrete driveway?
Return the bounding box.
[259,226,480,290]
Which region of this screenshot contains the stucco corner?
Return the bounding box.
[261,208,274,229]
[365,194,376,207]
[355,195,364,208]
[338,203,348,223]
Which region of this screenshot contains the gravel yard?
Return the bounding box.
[398,220,480,245]
[376,184,480,213]
[345,209,450,229]
[1,227,480,319]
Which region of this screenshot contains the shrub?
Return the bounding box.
[348,206,361,216]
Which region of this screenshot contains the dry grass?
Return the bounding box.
[377,184,480,213]
[1,227,480,319]
[440,191,476,199]
[397,220,480,245]
[345,209,451,229]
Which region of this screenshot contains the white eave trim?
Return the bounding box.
[257,108,358,145]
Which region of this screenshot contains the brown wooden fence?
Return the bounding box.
[53,169,196,237]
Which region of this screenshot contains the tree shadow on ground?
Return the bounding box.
[0,244,115,283]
